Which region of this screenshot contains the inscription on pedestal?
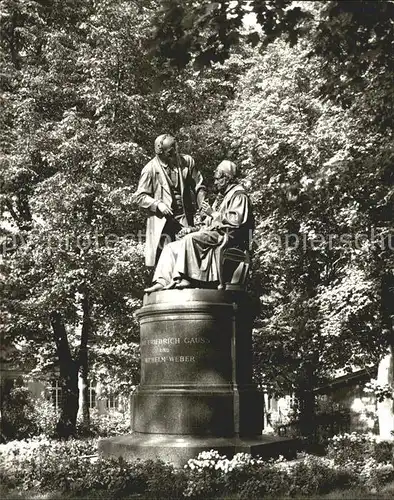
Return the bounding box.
[141,337,210,365]
[145,356,196,363]
[139,314,232,385]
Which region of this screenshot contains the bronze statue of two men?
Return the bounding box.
[133,134,254,293]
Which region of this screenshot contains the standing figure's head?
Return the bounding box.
[214,160,238,193]
[154,134,178,166]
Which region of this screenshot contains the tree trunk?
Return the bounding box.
[50,311,79,438]
[0,377,15,442]
[296,387,316,439]
[295,364,316,441]
[78,293,91,433]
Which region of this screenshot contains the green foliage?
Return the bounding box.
[313,1,394,131]
[152,0,313,68]
[327,433,394,467]
[29,394,60,438]
[1,385,39,440]
[235,468,288,499]
[0,0,249,407]
[286,456,352,496]
[1,0,393,437]
[221,33,393,402]
[183,450,291,497]
[0,437,185,499]
[1,384,62,441]
[1,388,133,442]
[0,436,97,492]
[365,379,394,403]
[149,1,394,417]
[0,0,157,421]
[1,438,394,498]
[85,409,130,438]
[181,448,390,498]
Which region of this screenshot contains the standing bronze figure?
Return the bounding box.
[133,134,206,266]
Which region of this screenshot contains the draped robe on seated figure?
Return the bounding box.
[152,183,254,287]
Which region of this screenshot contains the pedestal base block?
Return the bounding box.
[98,432,300,467]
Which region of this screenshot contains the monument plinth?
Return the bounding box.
[99,289,299,466]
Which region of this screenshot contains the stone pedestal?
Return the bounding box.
[99,289,299,466]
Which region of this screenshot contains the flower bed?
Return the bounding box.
[1,433,393,498]
[327,432,394,465]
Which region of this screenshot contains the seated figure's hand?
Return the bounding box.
[157,201,173,216]
[200,201,213,216]
[193,211,205,229]
[176,226,197,239]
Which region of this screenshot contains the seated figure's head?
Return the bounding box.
[214,160,238,193]
[154,134,178,165]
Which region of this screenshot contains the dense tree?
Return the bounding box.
[0,0,153,436]
[0,0,248,436]
[151,0,312,68]
[214,4,393,433]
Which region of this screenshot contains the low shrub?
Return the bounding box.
[1,387,39,441]
[0,437,184,499]
[85,409,131,437]
[1,383,130,442]
[0,436,97,491]
[183,450,358,498]
[232,464,288,498]
[31,395,60,437]
[1,438,394,498]
[1,386,61,441]
[375,439,394,464]
[183,450,228,497]
[286,455,354,496]
[327,432,394,466]
[359,458,394,491]
[134,459,187,499]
